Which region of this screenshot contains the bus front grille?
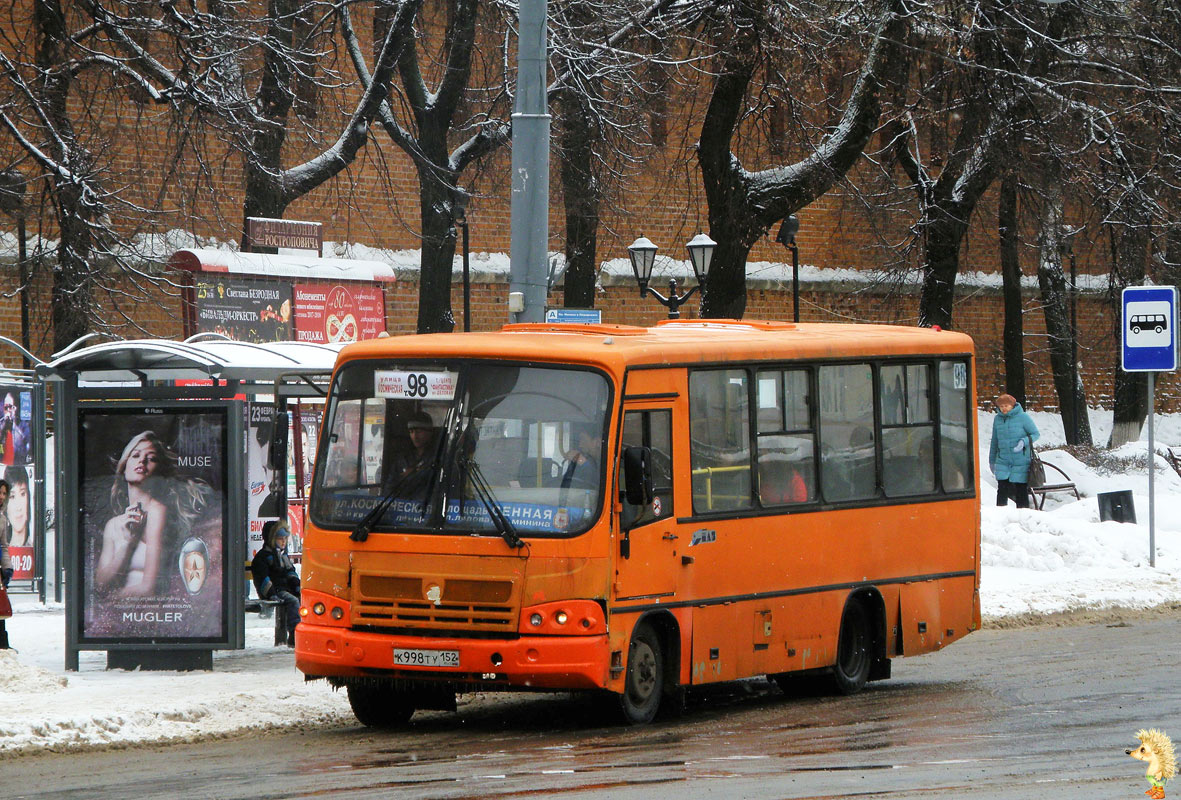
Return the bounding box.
[353,574,517,631]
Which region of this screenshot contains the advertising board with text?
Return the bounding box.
[195,278,292,343]
[293,283,385,343]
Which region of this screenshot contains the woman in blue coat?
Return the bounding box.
[989,393,1040,508]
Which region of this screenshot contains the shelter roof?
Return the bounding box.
[169,248,396,283]
[40,337,344,384]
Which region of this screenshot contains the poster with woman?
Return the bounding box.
[5,462,35,580]
[78,407,228,642]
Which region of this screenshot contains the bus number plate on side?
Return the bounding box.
[394,648,460,668]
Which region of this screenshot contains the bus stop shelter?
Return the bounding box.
[37,335,343,671]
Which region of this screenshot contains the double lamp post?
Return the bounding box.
[627,233,717,319]
[627,217,801,322]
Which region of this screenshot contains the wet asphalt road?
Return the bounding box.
[7,614,1179,800]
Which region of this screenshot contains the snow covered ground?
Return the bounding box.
[1,406,1178,757]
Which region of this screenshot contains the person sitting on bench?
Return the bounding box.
[251,519,301,647]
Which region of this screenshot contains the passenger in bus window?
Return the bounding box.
[759,456,807,505]
[394,411,438,478]
[988,393,1040,508]
[561,423,601,490]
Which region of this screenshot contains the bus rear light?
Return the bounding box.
[519,600,605,635]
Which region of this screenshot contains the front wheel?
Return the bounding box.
[346,680,415,728]
[829,601,872,695]
[618,623,664,724]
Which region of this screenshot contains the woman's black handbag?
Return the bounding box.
[1027,437,1046,487]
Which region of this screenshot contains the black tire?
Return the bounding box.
[829,601,872,695]
[618,623,664,725]
[1156,325,1164,334]
[346,681,415,728]
[1133,326,1142,334]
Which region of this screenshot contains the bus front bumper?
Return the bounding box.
[295,622,610,690]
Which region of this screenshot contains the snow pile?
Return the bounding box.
[0,613,352,756]
[0,650,67,694]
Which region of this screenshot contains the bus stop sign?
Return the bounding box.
[1121,286,1178,372]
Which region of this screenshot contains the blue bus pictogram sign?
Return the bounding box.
[1122,286,1178,372]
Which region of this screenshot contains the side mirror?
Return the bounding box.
[268,407,288,471]
[622,446,653,507]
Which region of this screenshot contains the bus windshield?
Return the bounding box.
[311,360,611,538]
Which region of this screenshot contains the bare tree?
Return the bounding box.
[343,0,692,332]
[0,0,419,351]
[694,0,908,319]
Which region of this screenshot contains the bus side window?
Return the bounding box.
[818,363,875,502]
[939,360,972,491]
[619,410,674,527]
[881,363,936,497]
[689,370,752,513]
[756,368,815,505]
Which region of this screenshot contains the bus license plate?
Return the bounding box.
[394,648,460,668]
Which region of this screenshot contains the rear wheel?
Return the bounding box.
[346,681,415,728]
[618,623,664,724]
[829,601,872,695]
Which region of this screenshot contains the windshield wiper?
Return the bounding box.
[350,426,449,542]
[349,467,425,542]
[458,449,524,550]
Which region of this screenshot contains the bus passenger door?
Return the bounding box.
[614,408,679,600]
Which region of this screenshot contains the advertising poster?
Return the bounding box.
[247,404,283,561]
[78,407,228,642]
[195,278,292,343]
[293,282,385,343]
[5,460,35,580]
[0,385,33,466]
[286,405,322,500]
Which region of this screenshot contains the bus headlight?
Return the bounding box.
[313,602,326,615]
[519,600,605,635]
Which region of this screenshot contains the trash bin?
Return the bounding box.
[1098,490,1136,524]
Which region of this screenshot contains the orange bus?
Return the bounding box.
[295,319,980,725]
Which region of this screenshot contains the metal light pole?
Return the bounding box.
[508,0,550,323]
[453,192,471,332]
[1069,246,1079,443]
[776,215,801,322]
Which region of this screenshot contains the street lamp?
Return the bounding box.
[775,214,800,322]
[627,234,716,319]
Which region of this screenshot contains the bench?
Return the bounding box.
[255,598,291,646]
[1164,448,1181,479]
[1028,450,1080,510]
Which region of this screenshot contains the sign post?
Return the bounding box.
[1120,285,1178,567]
